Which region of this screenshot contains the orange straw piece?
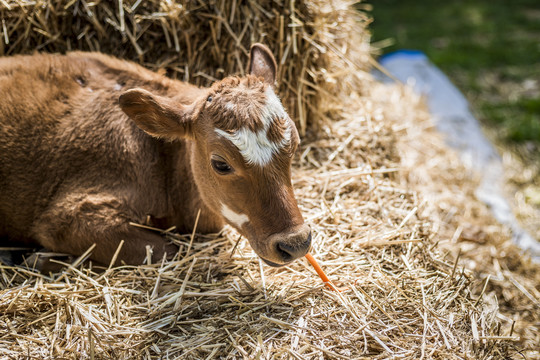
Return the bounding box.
[305,253,346,292]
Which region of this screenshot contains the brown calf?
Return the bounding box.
[0,44,311,266]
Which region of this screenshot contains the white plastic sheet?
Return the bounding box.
[375,50,540,260]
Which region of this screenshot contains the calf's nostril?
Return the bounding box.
[275,231,312,262]
[276,242,294,262]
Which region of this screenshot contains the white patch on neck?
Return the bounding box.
[221,203,249,228]
[215,86,292,166]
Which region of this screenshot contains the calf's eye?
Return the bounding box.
[211,156,232,174]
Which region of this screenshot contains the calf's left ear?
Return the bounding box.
[249,43,277,86]
[119,88,194,140]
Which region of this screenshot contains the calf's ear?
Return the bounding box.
[119,88,194,140]
[249,43,277,86]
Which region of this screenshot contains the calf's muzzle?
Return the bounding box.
[261,224,312,267]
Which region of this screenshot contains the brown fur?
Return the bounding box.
[208,76,267,133]
[0,44,311,266]
[266,117,290,145]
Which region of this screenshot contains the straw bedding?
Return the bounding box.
[0,1,538,359]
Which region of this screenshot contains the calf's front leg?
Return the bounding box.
[30,192,177,265]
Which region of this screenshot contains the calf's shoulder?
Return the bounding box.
[0,52,203,246]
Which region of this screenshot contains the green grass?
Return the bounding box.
[368,0,540,144]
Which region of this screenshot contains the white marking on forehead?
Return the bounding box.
[221,203,249,228]
[262,86,287,126]
[214,86,293,166]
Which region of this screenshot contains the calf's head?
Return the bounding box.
[120,44,310,266]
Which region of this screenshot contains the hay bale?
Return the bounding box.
[1,1,538,359]
[0,0,371,135]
